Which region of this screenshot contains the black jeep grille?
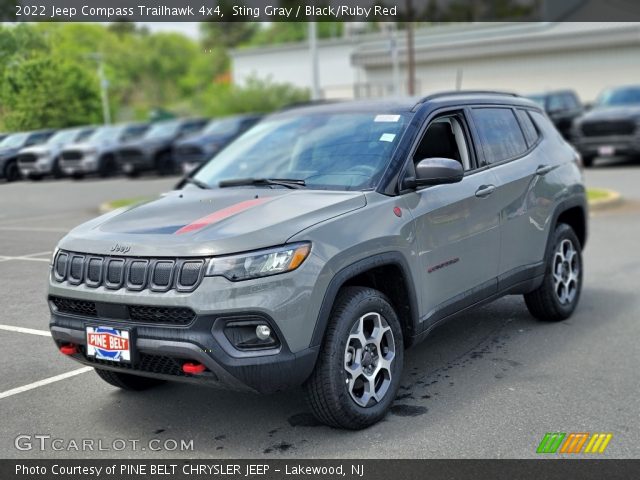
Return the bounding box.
[61,150,84,161]
[49,296,196,325]
[175,145,205,163]
[53,250,206,293]
[17,153,38,164]
[581,120,636,137]
[50,297,97,317]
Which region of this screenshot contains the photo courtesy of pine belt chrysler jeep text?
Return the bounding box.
[48,92,587,429]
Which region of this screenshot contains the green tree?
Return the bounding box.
[1,55,102,130]
[201,76,310,117]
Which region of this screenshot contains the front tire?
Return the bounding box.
[582,155,595,168]
[305,286,404,429]
[95,368,165,391]
[524,223,583,321]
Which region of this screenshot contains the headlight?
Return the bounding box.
[205,243,311,281]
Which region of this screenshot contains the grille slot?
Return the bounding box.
[53,251,206,292]
[18,154,38,164]
[129,305,196,325]
[50,296,97,317]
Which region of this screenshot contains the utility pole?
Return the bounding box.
[90,53,111,125]
[309,22,321,100]
[406,0,416,95]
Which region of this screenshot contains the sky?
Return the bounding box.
[137,22,201,39]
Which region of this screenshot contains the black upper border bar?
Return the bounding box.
[3,0,640,22]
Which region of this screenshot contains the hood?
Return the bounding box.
[62,141,107,152]
[58,188,367,257]
[120,136,173,151]
[0,146,20,158]
[580,105,640,123]
[18,145,52,156]
[176,132,230,148]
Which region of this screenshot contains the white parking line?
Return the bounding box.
[0,325,51,337]
[0,251,52,263]
[0,367,93,400]
[0,226,69,233]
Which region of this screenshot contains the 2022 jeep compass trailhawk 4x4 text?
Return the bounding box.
[48,92,587,429]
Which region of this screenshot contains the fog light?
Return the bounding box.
[223,320,279,351]
[256,325,271,341]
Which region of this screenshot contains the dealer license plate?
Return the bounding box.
[86,326,132,363]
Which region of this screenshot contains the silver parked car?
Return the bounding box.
[59,123,149,178]
[17,127,95,180]
[48,92,587,429]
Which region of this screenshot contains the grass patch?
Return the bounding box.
[107,196,152,209]
[587,188,611,202]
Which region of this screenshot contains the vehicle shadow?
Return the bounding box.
[87,286,632,457]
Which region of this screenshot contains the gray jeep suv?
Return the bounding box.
[48,92,587,429]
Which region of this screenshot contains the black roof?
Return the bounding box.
[272,91,539,117]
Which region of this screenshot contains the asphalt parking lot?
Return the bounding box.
[1,162,639,459]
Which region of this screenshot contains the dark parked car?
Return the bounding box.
[0,130,56,182]
[527,90,583,140]
[17,126,95,180]
[173,114,263,174]
[117,118,208,176]
[59,124,149,178]
[571,85,640,167]
[0,133,7,143]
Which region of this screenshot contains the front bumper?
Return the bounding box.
[47,253,326,393]
[60,157,98,174]
[19,161,52,176]
[49,311,318,393]
[573,134,640,157]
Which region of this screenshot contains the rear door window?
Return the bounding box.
[471,108,528,165]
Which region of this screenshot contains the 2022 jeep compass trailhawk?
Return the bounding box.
[48,92,587,429]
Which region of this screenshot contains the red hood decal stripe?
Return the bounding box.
[174,198,269,235]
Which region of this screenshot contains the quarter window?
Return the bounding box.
[471,108,527,164]
[515,109,540,148]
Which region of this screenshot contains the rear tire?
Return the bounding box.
[524,223,583,321]
[52,158,65,179]
[3,160,20,182]
[95,368,165,391]
[305,286,404,430]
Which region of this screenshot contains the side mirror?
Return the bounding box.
[405,157,464,189]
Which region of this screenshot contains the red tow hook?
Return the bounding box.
[59,344,78,355]
[182,362,206,374]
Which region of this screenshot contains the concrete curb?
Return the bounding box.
[588,189,623,212]
[98,202,113,214]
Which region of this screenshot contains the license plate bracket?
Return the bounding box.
[85,325,135,364]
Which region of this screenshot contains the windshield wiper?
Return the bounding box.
[218,178,306,189]
[183,177,211,190]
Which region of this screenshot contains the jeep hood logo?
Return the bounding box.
[110,243,131,254]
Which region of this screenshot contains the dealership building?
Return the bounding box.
[231,21,640,102]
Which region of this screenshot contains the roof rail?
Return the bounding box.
[418,90,520,103]
[277,99,345,112]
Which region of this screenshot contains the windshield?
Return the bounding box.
[86,126,125,143]
[0,132,28,149]
[597,87,640,106]
[47,128,81,145]
[203,117,242,136]
[193,111,409,191]
[145,120,180,139]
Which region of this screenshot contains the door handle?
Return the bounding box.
[475,184,496,198]
[536,165,554,176]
